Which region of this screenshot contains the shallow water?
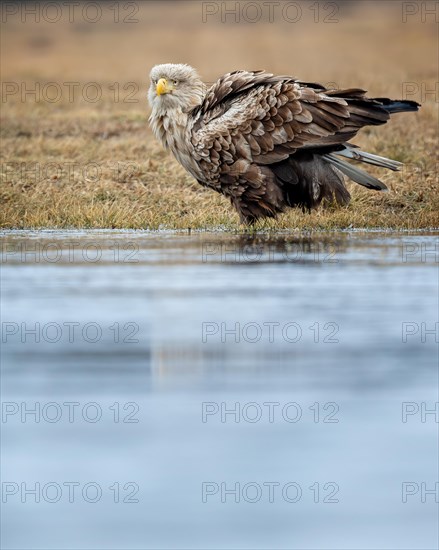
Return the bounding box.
[1,230,438,550]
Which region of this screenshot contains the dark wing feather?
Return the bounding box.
[189,71,410,223]
[199,70,293,115]
[193,71,391,171]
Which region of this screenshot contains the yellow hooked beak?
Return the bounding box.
[156,78,173,96]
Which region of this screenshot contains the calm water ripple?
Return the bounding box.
[1,230,438,549]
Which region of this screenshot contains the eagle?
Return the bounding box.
[148,63,420,224]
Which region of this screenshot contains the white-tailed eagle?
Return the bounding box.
[148,63,419,224]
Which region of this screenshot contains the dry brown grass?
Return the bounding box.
[1,1,438,230]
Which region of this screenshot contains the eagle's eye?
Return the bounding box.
[173,80,179,86]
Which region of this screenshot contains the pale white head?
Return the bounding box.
[148,63,206,114]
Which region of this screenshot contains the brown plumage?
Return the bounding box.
[148,63,420,224]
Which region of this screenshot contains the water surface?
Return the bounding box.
[1,230,438,549]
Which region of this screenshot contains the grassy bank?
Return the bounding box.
[1,2,437,230]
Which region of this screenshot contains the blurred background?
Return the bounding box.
[1,1,437,108]
[1,2,438,550]
[1,0,438,229]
